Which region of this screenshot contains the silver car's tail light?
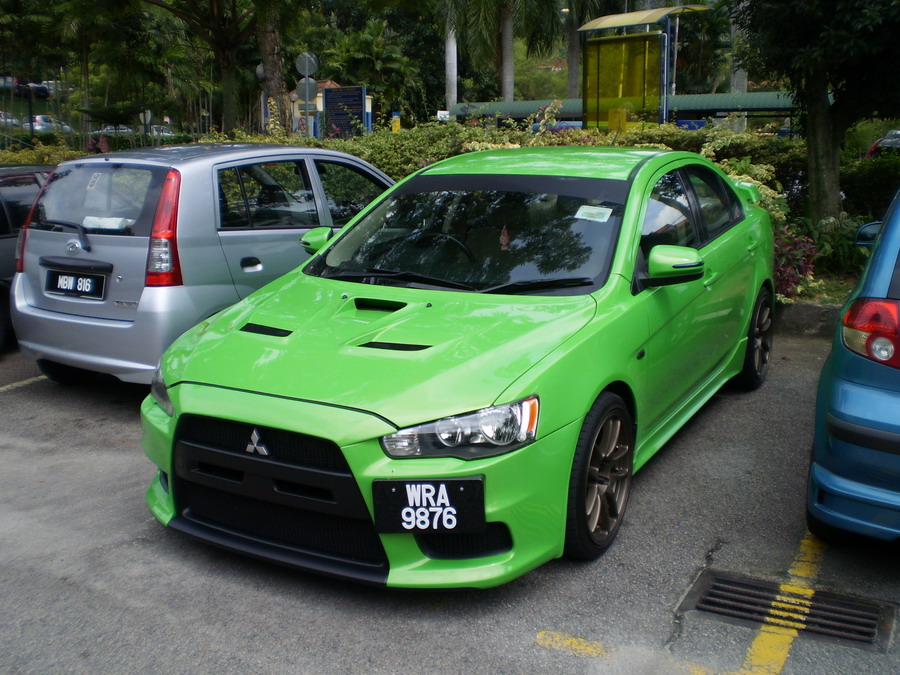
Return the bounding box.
[146,168,183,286]
[842,298,900,369]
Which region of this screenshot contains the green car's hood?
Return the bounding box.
[168,274,597,429]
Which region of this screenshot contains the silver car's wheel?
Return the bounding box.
[565,392,634,560]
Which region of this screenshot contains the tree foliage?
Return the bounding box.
[732,0,900,223]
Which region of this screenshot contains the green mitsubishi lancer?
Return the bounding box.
[142,146,774,588]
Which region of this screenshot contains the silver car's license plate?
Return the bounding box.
[45,270,105,300]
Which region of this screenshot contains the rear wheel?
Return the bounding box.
[734,286,774,390]
[564,392,634,560]
[37,359,88,386]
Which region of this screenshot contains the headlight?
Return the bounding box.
[381,397,539,459]
[150,365,174,416]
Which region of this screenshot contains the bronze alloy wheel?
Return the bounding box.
[565,392,634,560]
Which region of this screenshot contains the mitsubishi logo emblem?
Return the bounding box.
[245,429,270,456]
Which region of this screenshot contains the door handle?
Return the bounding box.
[241,256,262,270]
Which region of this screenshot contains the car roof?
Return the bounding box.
[417,146,678,182]
[60,143,365,168]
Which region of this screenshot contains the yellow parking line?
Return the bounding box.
[737,533,826,675]
[535,630,609,657]
[0,375,46,393]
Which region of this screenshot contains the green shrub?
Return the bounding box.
[793,214,869,276]
[841,154,900,218]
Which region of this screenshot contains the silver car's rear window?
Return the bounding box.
[31,163,167,236]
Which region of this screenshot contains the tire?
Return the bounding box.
[37,359,88,386]
[734,286,774,390]
[0,290,10,352]
[564,392,635,561]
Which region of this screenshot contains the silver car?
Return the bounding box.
[12,143,392,383]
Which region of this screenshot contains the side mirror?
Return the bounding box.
[733,181,761,204]
[855,221,882,248]
[642,245,705,288]
[300,226,333,255]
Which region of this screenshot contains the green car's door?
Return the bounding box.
[636,167,738,431]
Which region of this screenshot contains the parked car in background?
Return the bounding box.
[0,165,53,348]
[97,124,134,134]
[866,130,900,157]
[12,143,392,383]
[150,125,175,136]
[22,115,71,133]
[807,188,900,543]
[0,111,20,127]
[142,146,775,588]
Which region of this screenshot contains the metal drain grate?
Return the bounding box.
[679,570,894,650]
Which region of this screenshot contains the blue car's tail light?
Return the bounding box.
[842,298,900,368]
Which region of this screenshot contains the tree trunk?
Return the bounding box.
[500,4,515,102]
[220,62,239,134]
[445,26,458,110]
[804,67,843,224]
[566,11,580,99]
[256,0,291,134]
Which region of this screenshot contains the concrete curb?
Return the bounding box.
[775,300,842,338]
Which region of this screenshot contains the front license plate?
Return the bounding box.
[373,477,485,533]
[45,270,105,300]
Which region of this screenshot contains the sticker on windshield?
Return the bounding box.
[575,205,613,223]
[86,172,103,192]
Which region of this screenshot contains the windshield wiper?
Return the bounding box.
[481,276,595,294]
[43,219,92,252]
[323,267,477,291]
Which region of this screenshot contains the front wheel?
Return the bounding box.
[564,392,635,560]
[734,286,774,390]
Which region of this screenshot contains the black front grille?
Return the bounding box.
[178,481,386,564]
[178,414,349,472]
[171,415,388,583]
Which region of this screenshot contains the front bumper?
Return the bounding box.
[142,383,580,588]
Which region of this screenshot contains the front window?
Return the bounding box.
[305,173,627,295]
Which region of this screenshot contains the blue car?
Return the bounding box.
[807,189,900,541]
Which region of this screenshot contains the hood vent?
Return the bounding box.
[354,298,407,313]
[360,341,430,352]
[241,322,293,338]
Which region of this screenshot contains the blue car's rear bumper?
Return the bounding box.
[807,370,900,541]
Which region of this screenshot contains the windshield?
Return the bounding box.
[305,173,627,295]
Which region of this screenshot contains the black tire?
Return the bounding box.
[0,289,11,351]
[564,392,635,560]
[37,359,88,386]
[734,286,774,390]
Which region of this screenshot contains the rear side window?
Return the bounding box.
[31,164,166,236]
[0,173,44,235]
[314,160,389,226]
[218,160,319,229]
[684,166,743,241]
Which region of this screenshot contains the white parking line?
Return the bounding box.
[0,375,46,393]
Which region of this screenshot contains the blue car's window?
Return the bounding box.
[308,173,627,294]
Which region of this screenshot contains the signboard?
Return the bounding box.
[323,86,367,137]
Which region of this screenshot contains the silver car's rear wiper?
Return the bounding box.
[43,219,91,252]
[480,277,594,294]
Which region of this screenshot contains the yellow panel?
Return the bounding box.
[583,34,661,129]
